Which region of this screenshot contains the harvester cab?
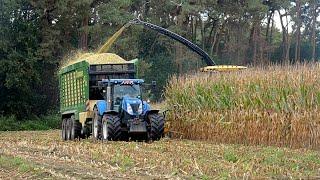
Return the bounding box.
[93,79,164,141]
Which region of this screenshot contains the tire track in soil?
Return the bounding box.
[1,150,146,179]
[0,139,159,179]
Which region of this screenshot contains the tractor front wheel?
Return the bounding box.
[102,114,121,141]
[148,113,165,141]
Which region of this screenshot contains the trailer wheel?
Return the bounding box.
[148,113,164,141]
[66,118,72,140]
[61,118,67,141]
[69,116,82,140]
[102,114,121,141]
[92,107,102,140]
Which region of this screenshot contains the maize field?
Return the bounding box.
[165,64,320,149]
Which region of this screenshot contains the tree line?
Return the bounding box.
[0,0,319,118]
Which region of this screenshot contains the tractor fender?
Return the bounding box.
[96,100,108,116]
[144,110,160,117]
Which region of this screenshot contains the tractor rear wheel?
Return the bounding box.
[148,113,164,141]
[61,118,67,141]
[92,107,102,140]
[102,114,121,141]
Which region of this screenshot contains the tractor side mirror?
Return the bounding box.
[151,81,156,89]
[150,81,157,96]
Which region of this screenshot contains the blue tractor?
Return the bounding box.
[91,79,164,141]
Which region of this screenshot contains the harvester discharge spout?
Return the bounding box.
[98,17,247,72]
[97,22,132,54]
[129,18,215,66]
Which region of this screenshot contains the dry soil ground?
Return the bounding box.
[0,130,319,179]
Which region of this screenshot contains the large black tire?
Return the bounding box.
[148,113,165,141]
[61,118,67,141]
[66,118,71,140]
[69,116,82,140]
[92,107,102,140]
[102,114,121,141]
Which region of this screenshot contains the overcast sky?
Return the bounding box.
[272,10,294,33]
[200,9,319,34]
[273,9,320,33]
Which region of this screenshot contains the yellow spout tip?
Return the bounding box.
[200,65,247,72]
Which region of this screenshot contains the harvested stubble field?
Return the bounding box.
[165,64,320,149]
[0,130,319,179]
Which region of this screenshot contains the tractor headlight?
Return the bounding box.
[138,103,143,114]
[127,103,133,115]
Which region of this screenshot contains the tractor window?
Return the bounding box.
[113,84,141,104]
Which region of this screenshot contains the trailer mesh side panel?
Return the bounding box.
[60,71,87,110]
[59,61,89,113]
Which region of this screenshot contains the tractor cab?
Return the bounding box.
[99,79,146,114]
[93,79,163,141]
